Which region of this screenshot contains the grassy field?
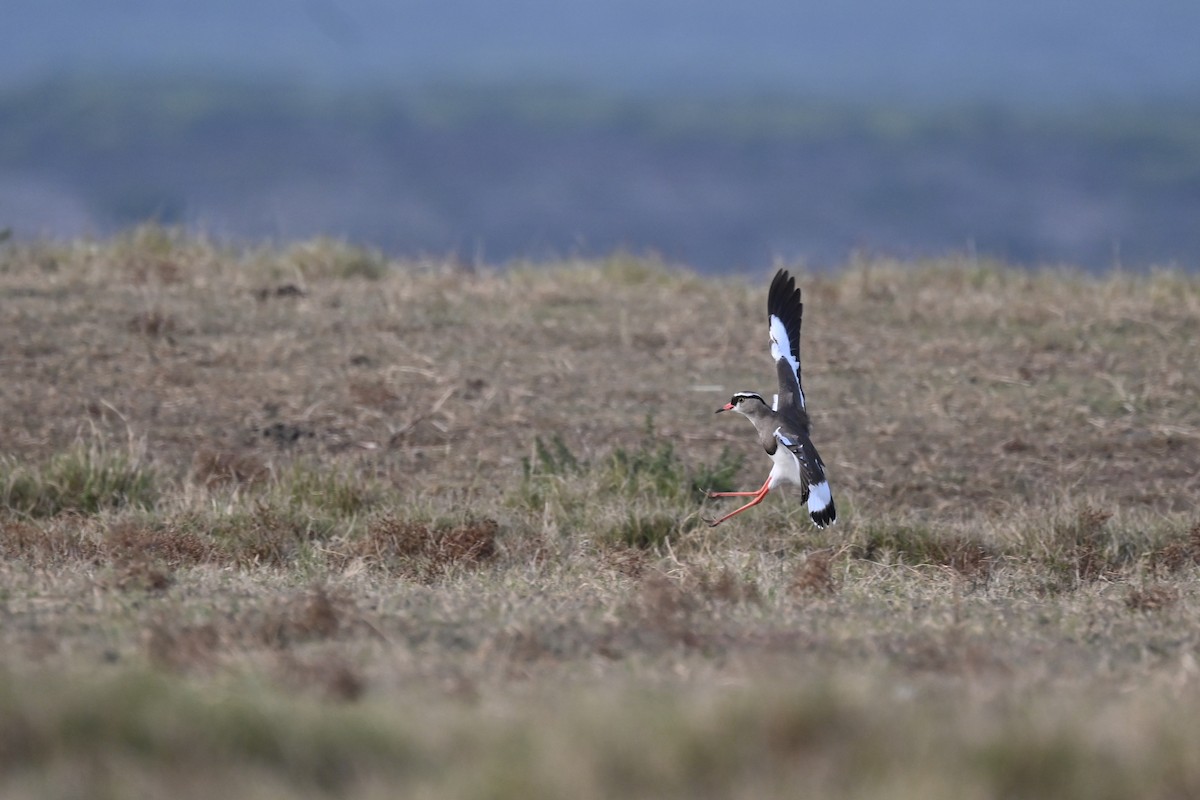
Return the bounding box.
[2,227,1200,798]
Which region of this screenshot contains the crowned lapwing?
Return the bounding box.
[707,269,836,528]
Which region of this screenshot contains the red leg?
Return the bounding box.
[707,476,771,499]
[704,483,771,527]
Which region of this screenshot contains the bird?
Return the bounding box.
[706,269,836,528]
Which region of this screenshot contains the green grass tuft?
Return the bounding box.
[285,238,391,280]
[271,463,378,518]
[515,419,742,547]
[0,445,159,518]
[606,512,683,550]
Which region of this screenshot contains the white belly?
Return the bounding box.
[766,445,803,490]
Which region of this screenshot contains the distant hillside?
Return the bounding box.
[3,78,1200,270]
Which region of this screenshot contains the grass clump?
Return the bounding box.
[271,463,378,518]
[175,464,379,569]
[514,434,582,512]
[0,445,159,518]
[1027,508,1166,591]
[517,419,743,548]
[607,512,682,550]
[1150,522,1200,575]
[599,252,677,286]
[1045,508,1127,585]
[339,515,501,580]
[1125,584,1181,613]
[200,502,342,569]
[605,419,742,502]
[521,419,741,506]
[854,522,995,577]
[525,433,582,479]
[284,238,391,280]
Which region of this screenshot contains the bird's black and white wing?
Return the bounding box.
[774,429,836,529]
[767,269,807,420]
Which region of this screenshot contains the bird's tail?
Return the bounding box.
[807,481,836,528]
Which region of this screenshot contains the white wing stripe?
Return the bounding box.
[768,314,798,373]
[807,480,833,514]
[769,312,805,409]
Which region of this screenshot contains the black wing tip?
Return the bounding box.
[769,268,796,301]
[810,501,836,529]
[767,269,803,326]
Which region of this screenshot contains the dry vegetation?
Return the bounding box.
[2,226,1200,797]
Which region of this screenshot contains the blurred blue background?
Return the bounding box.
[4,0,1200,270]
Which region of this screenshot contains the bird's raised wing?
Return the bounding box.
[767,269,806,414]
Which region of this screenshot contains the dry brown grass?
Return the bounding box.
[338,515,501,580]
[791,549,840,596]
[2,229,1200,797]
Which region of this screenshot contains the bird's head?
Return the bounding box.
[716,391,768,416]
